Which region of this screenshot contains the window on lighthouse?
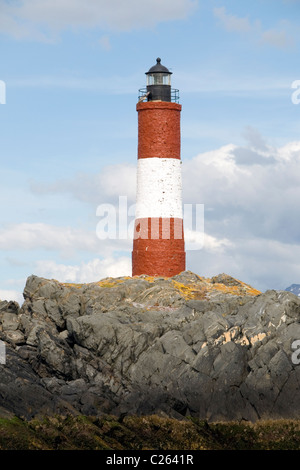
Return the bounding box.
[147,73,171,86]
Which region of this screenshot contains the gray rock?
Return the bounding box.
[0,300,19,315]
[1,312,20,331]
[3,330,25,346]
[36,329,75,379]
[1,272,300,422]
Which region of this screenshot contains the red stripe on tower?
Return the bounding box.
[132,58,186,277]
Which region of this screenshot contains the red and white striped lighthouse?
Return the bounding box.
[132,58,186,277]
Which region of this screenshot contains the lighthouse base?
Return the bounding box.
[131,217,186,277]
[132,248,186,278]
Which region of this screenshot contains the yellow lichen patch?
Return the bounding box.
[231,279,261,296]
[61,276,131,290]
[60,272,261,298]
[203,278,261,297]
[96,279,120,288]
[141,276,159,283]
[207,283,242,296]
[95,277,131,288]
[172,280,208,300]
[61,282,84,289]
[206,278,261,297]
[172,277,261,300]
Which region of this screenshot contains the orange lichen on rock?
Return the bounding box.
[172,280,207,300]
[62,277,132,290]
[207,281,261,297]
[61,282,83,289]
[172,273,261,300]
[60,272,260,301]
[95,277,131,288]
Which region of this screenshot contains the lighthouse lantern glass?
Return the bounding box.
[147,73,171,86]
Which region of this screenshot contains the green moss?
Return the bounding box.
[0,416,50,450]
[1,414,300,450]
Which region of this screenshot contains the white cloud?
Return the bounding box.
[261,28,293,49]
[0,223,98,252]
[187,234,300,292]
[0,222,132,257]
[203,233,233,252]
[182,136,300,249]
[0,0,197,40]
[184,228,232,252]
[34,256,132,283]
[213,7,252,33]
[30,163,137,204]
[242,125,268,152]
[0,289,23,304]
[213,6,294,49]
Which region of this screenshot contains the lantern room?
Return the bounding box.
[145,57,172,102]
[138,58,179,103]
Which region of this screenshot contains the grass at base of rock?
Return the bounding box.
[1,414,300,450]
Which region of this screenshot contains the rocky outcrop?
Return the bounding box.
[0,271,300,422]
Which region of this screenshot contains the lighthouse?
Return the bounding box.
[132,58,186,277]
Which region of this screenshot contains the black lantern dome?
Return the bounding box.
[138,58,179,103]
[146,57,172,77]
[145,58,172,102]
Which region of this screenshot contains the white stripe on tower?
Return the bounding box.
[135,158,183,219]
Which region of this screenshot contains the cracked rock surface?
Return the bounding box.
[0,271,300,422]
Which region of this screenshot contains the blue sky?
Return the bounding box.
[1,0,300,302]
